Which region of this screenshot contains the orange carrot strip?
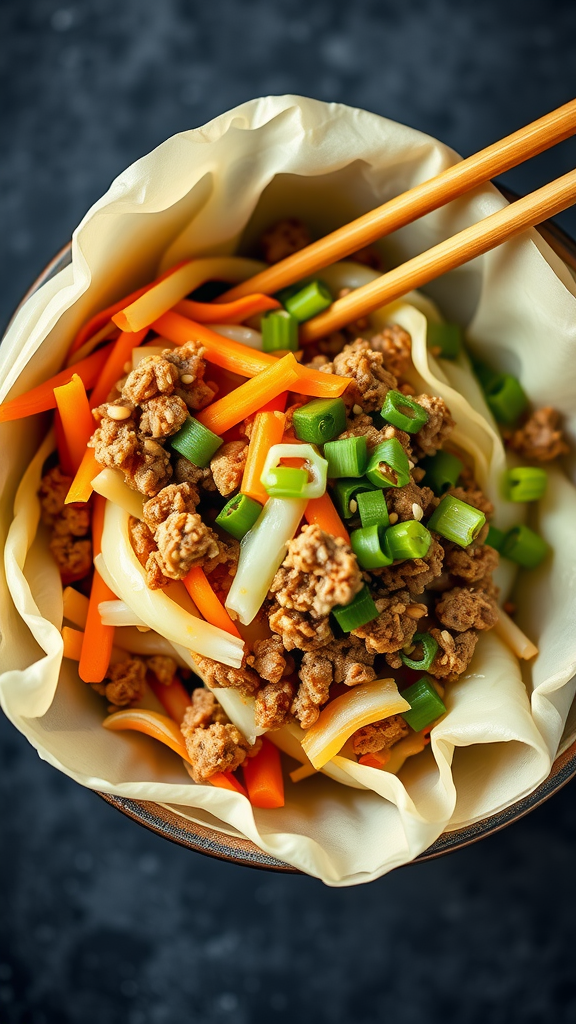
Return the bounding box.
[62,625,84,661]
[242,736,285,809]
[175,293,280,324]
[78,495,115,683]
[210,771,248,797]
[102,709,193,763]
[0,345,113,423]
[241,410,286,504]
[53,374,95,473]
[195,354,300,435]
[54,411,74,475]
[259,391,288,413]
[89,327,149,410]
[65,448,102,504]
[305,492,351,544]
[147,672,191,725]
[183,566,242,638]
[358,749,391,769]
[152,313,352,397]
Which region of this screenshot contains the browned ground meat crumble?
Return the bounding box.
[39,466,92,579]
[181,689,259,782]
[352,714,410,755]
[260,218,312,264]
[508,406,569,462]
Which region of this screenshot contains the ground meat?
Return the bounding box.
[121,355,179,404]
[331,339,398,411]
[429,627,478,681]
[246,636,287,685]
[435,586,498,632]
[128,516,170,589]
[318,331,348,358]
[142,482,199,532]
[88,414,140,473]
[210,440,249,496]
[255,680,296,730]
[183,722,250,782]
[374,536,444,595]
[337,413,384,452]
[39,466,92,579]
[447,485,494,519]
[299,636,376,695]
[154,512,221,580]
[443,541,499,583]
[163,341,217,411]
[131,439,173,497]
[385,480,437,522]
[412,395,455,458]
[173,457,215,492]
[269,524,362,618]
[147,655,178,686]
[38,466,72,523]
[268,605,333,652]
[369,324,413,378]
[203,536,240,580]
[303,355,332,372]
[352,590,419,654]
[192,655,261,698]
[104,657,146,707]
[508,406,569,462]
[51,503,91,537]
[183,687,229,730]
[291,669,331,729]
[260,218,312,264]
[350,245,382,270]
[139,394,188,438]
[352,714,409,755]
[49,534,92,579]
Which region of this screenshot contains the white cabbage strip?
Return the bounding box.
[211,324,263,350]
[98,600,148,628]
[92,468,145,519]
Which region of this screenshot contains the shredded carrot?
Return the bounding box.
[196,354,300,435]
[89,327,149,410]
[53,374,95,473]
[78,495,116,683]
[102,708,193,763]
[62,625,84,661]
[305,492,351,544]
[175,293,280,324]
[147,675,191,725]
[65,448,101,504]
[210,772,248,796]
[0,344,112,423]
[54,411,74,475]
[152,312,352,397]
[242,736,285,809]
[259,391,288,413]
[183,565,242,638]
[241,410,286,504]
[358,749,391,769]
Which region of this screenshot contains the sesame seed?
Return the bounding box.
[349,499,358,513]
[180,373,194,384]
[441,630,452,644]
[412,503,423,521]
[408,460,415,470]
[389,512,398,524]
[384,426,395,438]
[107,405,131,421]
[352,404,363,416]
[406,604,427,619]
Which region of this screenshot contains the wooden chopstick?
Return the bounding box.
[300,168,576,343]
[220,99,576,303]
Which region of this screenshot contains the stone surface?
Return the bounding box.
[1,2,576,1021]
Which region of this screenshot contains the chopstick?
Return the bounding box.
[300,168,576,342]
[220,98,576,303]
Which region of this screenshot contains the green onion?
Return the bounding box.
[357,488,389,528]
[420,450,463,495]
[170,416,223,467]
[427,494,486,547]
[350,525,393,570]
[427,322,462,359]
[400,677,446,732]
[500,524,549,568]
[486,525,505,551]
[472,359,501,392]
[275,281,308,307]
[292,398,347,444]
[504,467,548,503]
[324,436,368,478]
[366,439,410,489]
[215,493,262,540]
[484,374,528,424]
[284,280,332,322]
[261,442,328,499]
[261,310,298,352]
[384,521,432,561]
[332,478,376,519]
[332,586,379,631]
[379,390,429,434]
[264,466,309,498]
[401,633,439,672]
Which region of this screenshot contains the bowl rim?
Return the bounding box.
[10,188,576,874]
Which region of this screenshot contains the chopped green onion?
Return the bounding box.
[484,374,528,425]
[170,416,223,468]
[357,488,390,528]
[284,280,332,322]
[427,322,462,359]
[500,524,549,568]
[332,478,376,519]
[366,439,410,489]
[400,677,446,732]
[324,436,368,478]
[275,281,308,307]
[427,494,486,547]
[332,586,379,631]
[401,633,439,672]
[350,525,393,570]
[379,390,429,434]
[384,521,432,561]
[292,398,347,444]
[486,525,505,551]
[215,493,262,540]
[261,310,298,352]
[420,450,463,496]
[504,467,548,503]
[261,442,328,499]
[472,359,501,392]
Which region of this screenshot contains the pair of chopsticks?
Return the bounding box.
[220,99,576,343]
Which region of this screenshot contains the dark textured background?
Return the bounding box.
[1,2,575,1022]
